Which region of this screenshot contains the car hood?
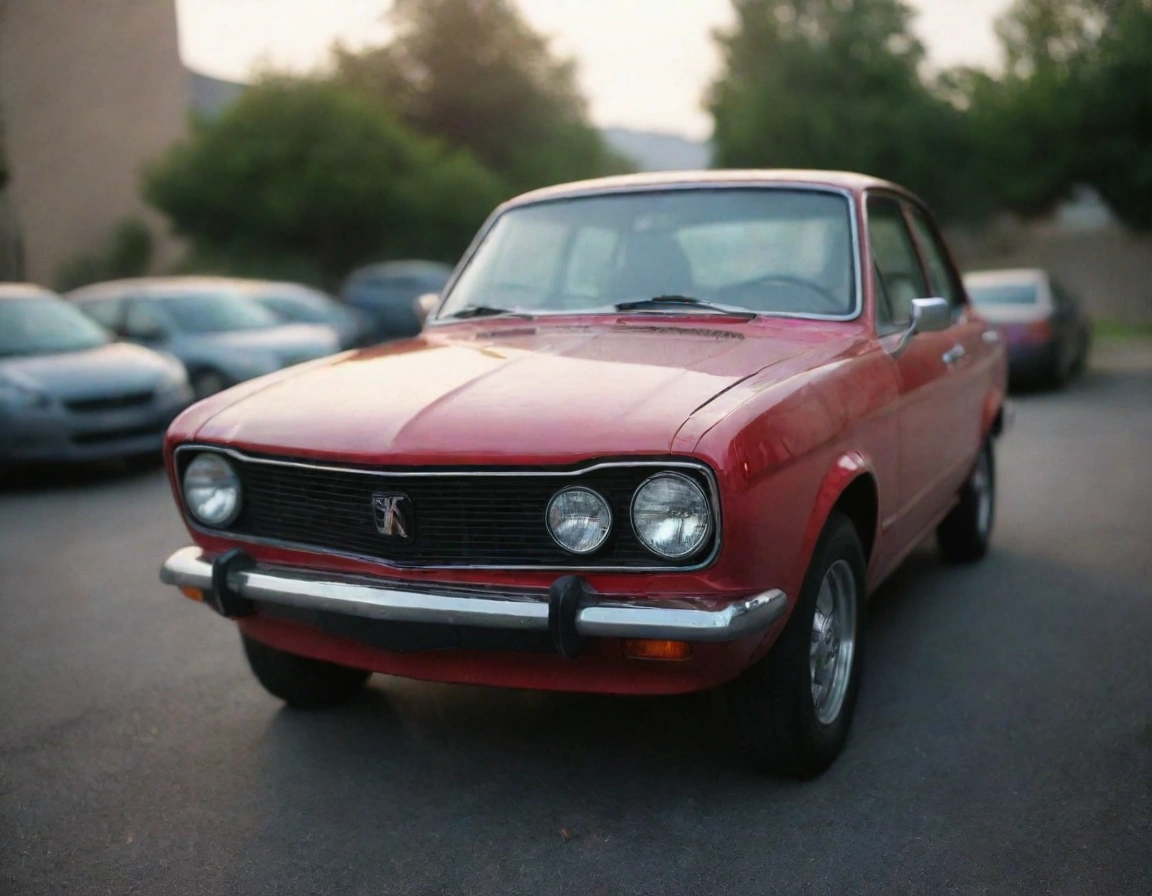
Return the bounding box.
[190,320,829,463]
[0,342,177,400]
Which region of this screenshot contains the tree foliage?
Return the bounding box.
[146,78,503,286]
[334,0,631,193]
[709,0,1152,229]
[708,0,978,221]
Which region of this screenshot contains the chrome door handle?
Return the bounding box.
[982,330,1001,344]
[942,344,966,365]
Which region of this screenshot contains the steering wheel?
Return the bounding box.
[717,275,844,312]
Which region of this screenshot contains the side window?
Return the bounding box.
[906,206,963,311]
[867,197,927,330]
[80,298,124,331]
[123,300,169,340]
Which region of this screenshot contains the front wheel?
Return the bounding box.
[242,634,371,709]
[725,512,866,778]
[936,439,995,564]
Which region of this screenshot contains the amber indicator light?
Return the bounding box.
[623,639,693,661]
[179,586,205,602]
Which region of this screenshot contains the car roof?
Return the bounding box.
[504,169,911,209]
[346,260,453,281]
[963,268,1048,287]
[0,282,59,301]
[67,276,247,301]
[67,276,328,301]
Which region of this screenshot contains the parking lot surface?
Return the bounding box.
[2,345,1150,895]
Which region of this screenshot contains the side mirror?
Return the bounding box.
[413,293,440,322]
[911,297,950,334]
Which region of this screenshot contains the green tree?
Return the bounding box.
[334,0,630,194]
[708,0,978,221]
[146,77,503,286]
[1076,1,1152,229]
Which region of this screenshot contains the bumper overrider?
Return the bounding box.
[160,546,788,659]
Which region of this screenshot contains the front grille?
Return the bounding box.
[65,390,154,413]
[179,450,718,569]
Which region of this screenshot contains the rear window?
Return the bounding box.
[967,283,1039,306]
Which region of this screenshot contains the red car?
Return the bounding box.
[160,171,1010,777]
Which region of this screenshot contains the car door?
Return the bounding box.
[867,195,967,547]
[904,202,988,475]
[122,298,173,347]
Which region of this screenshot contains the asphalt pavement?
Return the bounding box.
[2,344,1150,896]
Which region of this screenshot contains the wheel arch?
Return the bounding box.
[792,451,880,592]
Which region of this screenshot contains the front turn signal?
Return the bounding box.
[179,586,205,602]
[623,639,693,661]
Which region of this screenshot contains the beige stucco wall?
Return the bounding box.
[0,0,187,286]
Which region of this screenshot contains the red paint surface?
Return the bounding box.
[164,173,1008,695]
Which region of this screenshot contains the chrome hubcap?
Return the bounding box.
[809,559,857,725]
[972,449,993,538]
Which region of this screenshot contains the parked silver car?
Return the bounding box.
[0,283,193,464]
[68,277,340,398]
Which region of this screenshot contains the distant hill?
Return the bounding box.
[601,127,711,172]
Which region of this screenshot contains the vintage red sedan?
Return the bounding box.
[159,170,1009,777]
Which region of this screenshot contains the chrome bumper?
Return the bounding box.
[159,546,787,643]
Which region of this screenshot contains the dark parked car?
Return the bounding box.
[341,260,452,343]
[0,283,192,464]
[242,281,373,350]
[68,278,340,399]
[963,268,1092,388]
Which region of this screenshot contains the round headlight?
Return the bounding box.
[631,473,712,559]
[182,452,241,527]
[546,487,612,554]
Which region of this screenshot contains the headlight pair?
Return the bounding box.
[547,472,712,560]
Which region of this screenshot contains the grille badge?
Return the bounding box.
[372,493,413,540]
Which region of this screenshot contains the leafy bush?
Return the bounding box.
[146,77,505,287]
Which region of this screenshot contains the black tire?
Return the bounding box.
[1071,331,1090,378]
[937,439,995,564]
[725,512,866,778]
[190,369,229,400]
[242,634,371,709]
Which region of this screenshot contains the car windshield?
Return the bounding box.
[437,188,856,318]
[253,291,345,325]
[966,283,1039,306]
[0,297,110,357]
[161,291,280,333]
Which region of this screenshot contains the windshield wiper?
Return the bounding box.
[614,295,756,319]
[442,305,533,320]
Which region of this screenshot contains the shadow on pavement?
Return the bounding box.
[0,454,165,494]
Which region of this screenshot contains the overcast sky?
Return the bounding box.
[176,0,1011,140]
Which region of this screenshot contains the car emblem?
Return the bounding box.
[372,493,413,539]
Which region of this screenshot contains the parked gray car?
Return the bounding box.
[0,283,193,464]
[241,281,373,350]
[68,277,340,398]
